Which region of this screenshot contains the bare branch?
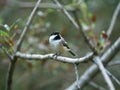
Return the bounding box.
[15,51,93,90]
[107,2,120,38]
[74,64,80,89]
[7,1,75,11]
[66,37,120,90]
[15,52,93,64]
[72,11,98,55]
[106,69,120,86]
[89,81,106,90]
[0,46,13,61]
[93,57,115,90]
[6,58,17,90]
[108,60,120,66]
[6,1,43,90]
[15,0,42,51]
[53,0,79,29]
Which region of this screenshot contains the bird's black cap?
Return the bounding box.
[50,32,61,40]
[50,32,60,36]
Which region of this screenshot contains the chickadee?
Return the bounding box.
[49,32,76,56]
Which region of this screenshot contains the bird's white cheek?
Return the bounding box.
[49,35,56,42]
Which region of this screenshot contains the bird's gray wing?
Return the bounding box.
[61,37,76,56]
[61,37,70,49]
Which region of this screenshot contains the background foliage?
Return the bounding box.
[0,0,120,90]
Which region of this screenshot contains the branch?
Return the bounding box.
[15,0,42,51]
[15,52,93,64]
[72,11,98,54]
[93,57,115,90]
[74,64,80,89]
[53,0,79,29]
[6,59,17,90]
[7,1,75,11]
[106,69,120,86]
[107,2,120,38]
[53,0,98,55]
[0,46,13,61]
[108,60,120,66]
[89,81,106,90]
[15,51,93,90]
[6,0,43,90]
[66,37,120,90]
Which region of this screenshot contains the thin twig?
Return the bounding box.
[0,46,13,61]
[106,69,120,86]
[108,60,120,66]
[89,81,106,90]
[107,2,120,38]
[53,0,79,29]
[93,56,115,90]
[72,11,98,55]
[15,0,42,51]
[66,37,120,90]
[15,52,93,64]
[8,1,75,11]
[74,64,80,89]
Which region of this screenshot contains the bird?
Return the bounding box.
[49,32,76,56]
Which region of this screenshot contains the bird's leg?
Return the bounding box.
[53,52,61,59]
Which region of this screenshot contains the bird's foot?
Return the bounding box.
[53,53,61,59]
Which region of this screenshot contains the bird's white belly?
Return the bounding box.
[50,40,60,50]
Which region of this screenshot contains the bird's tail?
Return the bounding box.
[68,50,76,56]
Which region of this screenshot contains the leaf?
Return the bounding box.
[81,22,90,31]
[14,24,18,30]
[8,39,14,46]
[10,18,21,30]
[88,13,96,22]
[96,31,111,52]
[0,30,9,37]
[101,31,108,39]
[47,9,55,13]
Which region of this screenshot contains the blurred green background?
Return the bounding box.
[0,0,120,90]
